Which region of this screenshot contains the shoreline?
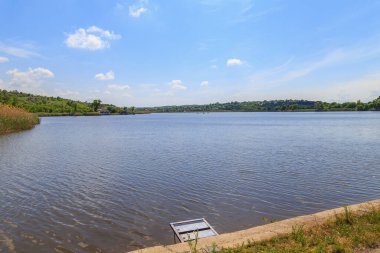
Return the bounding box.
[128,199,380,253]
[36,110,380,117]
[0,105,40,135]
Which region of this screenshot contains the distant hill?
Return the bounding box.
[145,97,380,112]
[0,89,130,115]
[1,89,379,115]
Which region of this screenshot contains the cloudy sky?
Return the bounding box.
[0,0,380,106]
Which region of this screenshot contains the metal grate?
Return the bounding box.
[170,218,218,243]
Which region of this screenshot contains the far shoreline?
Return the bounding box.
[36,110,380,117]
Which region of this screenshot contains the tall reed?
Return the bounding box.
[0,104,40,135]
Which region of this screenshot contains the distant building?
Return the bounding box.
[97,109,110,115]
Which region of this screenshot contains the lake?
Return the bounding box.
[0,112,379,253]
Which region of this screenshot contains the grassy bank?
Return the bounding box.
[37,112,101,117]
[199,206,380,253]
[0,104,40,135]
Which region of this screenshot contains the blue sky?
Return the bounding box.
[0,0,380,106]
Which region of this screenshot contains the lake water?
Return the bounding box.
[0,112,379,252]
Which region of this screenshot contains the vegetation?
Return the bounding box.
[189,205,380,253]
[0,89,136,116]
[0,104,40,134]
[1,89,379,115]
[146,97,380,113]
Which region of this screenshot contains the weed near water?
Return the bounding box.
[291,225,305,247]
[188,205,380,253]
[0,104,40,134]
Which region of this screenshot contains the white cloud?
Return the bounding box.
[270,41,380,85]
[200,80,209,87]
[244,72,380,103]
[279,50,346,82]
[0,43,39,58]
[170,80,187,90]
[129,6,147,17]
[65,26,121,50]
[311,73,380,102]
[105,84,131,97]
[107,84,130,91]
[129,0,148,17]
[6,67,54,90]
[54,88,80,98]
[86,26,120,39]
[227,58,243,66]
[247,41,380,92]
[0,56,9,63]
[95,71,115,80]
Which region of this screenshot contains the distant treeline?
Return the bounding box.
[0,89,136,115]
[145,97,380,112]
[1,89,379,114]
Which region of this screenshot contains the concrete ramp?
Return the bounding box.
[127,199,380,253]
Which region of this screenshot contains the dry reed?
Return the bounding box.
[0,104,40,134]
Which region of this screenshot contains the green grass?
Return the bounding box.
[190,205,380,253]
[37,111,101,117]
[0,104,40,135]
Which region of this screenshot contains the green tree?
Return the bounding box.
[107,105,118,113]
[121,107,128,114]
[71,102,78,115]
[374,97,380,111]
[91,99,102,112]
[315,102,324,111]
[356,100,365,111]
[10,97,18,106]
[288,104,298,111]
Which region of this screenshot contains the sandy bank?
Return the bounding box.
[128,199,380,253]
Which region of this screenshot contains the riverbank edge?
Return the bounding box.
[36,110,380,117]
[128,199,380,253]
[0,120,40,135]
[0,105,40,135]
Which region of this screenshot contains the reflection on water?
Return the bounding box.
[0,112,379,252]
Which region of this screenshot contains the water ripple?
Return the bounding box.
[0,112,379,252]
